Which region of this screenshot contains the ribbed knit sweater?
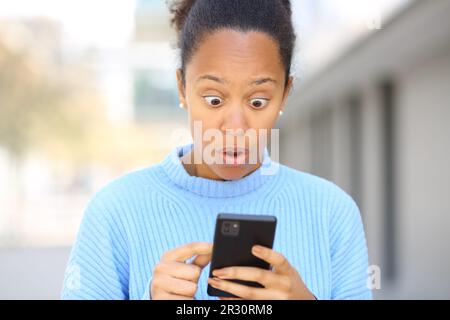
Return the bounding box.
[61,143,372,300]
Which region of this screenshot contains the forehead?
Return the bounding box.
[185,29,284,83]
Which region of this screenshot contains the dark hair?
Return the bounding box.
[167,0,296,89]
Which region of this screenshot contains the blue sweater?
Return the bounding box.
[61,143,372,300]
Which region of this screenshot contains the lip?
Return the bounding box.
[216,147,249,166]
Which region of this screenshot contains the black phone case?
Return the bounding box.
[207,213,277,298]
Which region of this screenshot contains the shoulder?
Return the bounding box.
[83,164,163,217]
[278,164,360,220]
[279,164,353,200]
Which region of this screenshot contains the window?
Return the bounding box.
[133,69,180,122]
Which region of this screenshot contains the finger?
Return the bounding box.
[212,266,281,288]
[154,260,202,282]
[192,252,212,269]
[208,277,272,300]
[252,246,292,275]
[153,274,198,297]
[162,242,213,262]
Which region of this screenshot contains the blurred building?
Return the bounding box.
[131,0,182,123]
[280,0,450,299]
[2,0,449,300]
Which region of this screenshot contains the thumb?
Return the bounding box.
[191,252,212,269]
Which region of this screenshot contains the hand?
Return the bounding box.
[151,242,212,299]
[208,245,316,300]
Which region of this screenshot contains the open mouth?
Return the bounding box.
[219,147,249,165]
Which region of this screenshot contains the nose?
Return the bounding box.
[220,102,248,134]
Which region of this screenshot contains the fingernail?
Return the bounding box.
[252,245,262,254]
[209,277,221,287]
[213,269,226,277]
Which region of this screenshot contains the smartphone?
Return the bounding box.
[207,213,277,298]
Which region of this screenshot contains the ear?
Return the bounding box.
[280,75,294,114]
[176,68,187,107]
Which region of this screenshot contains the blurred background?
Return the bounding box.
[0,0,449,299]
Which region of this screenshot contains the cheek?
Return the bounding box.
[188,111,221,138]
[246,110,279,131]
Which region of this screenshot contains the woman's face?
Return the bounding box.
[176,29,293,181]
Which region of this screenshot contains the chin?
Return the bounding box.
[212,165,256,181]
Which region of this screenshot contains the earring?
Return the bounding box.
[279,110,283,116]
[179,102,184,109]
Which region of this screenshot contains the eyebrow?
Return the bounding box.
[196,74,277,86]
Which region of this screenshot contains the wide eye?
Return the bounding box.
[250,98,269,109]
[203,96,223,107]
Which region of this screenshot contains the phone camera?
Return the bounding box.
[221,221,239,236]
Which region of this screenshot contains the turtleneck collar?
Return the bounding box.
[160,143,279,198]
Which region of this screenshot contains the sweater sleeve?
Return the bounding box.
[61,193,130,300]
[141,276,153,300]
[329,194,372,300]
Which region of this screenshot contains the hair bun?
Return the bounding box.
[168,0,291,33]
[280,0,292,17]
[167,0,197,33]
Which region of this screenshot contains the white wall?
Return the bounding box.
[390,51,450,299]
[0,247,70,299]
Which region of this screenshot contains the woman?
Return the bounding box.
[61,0,372,300]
